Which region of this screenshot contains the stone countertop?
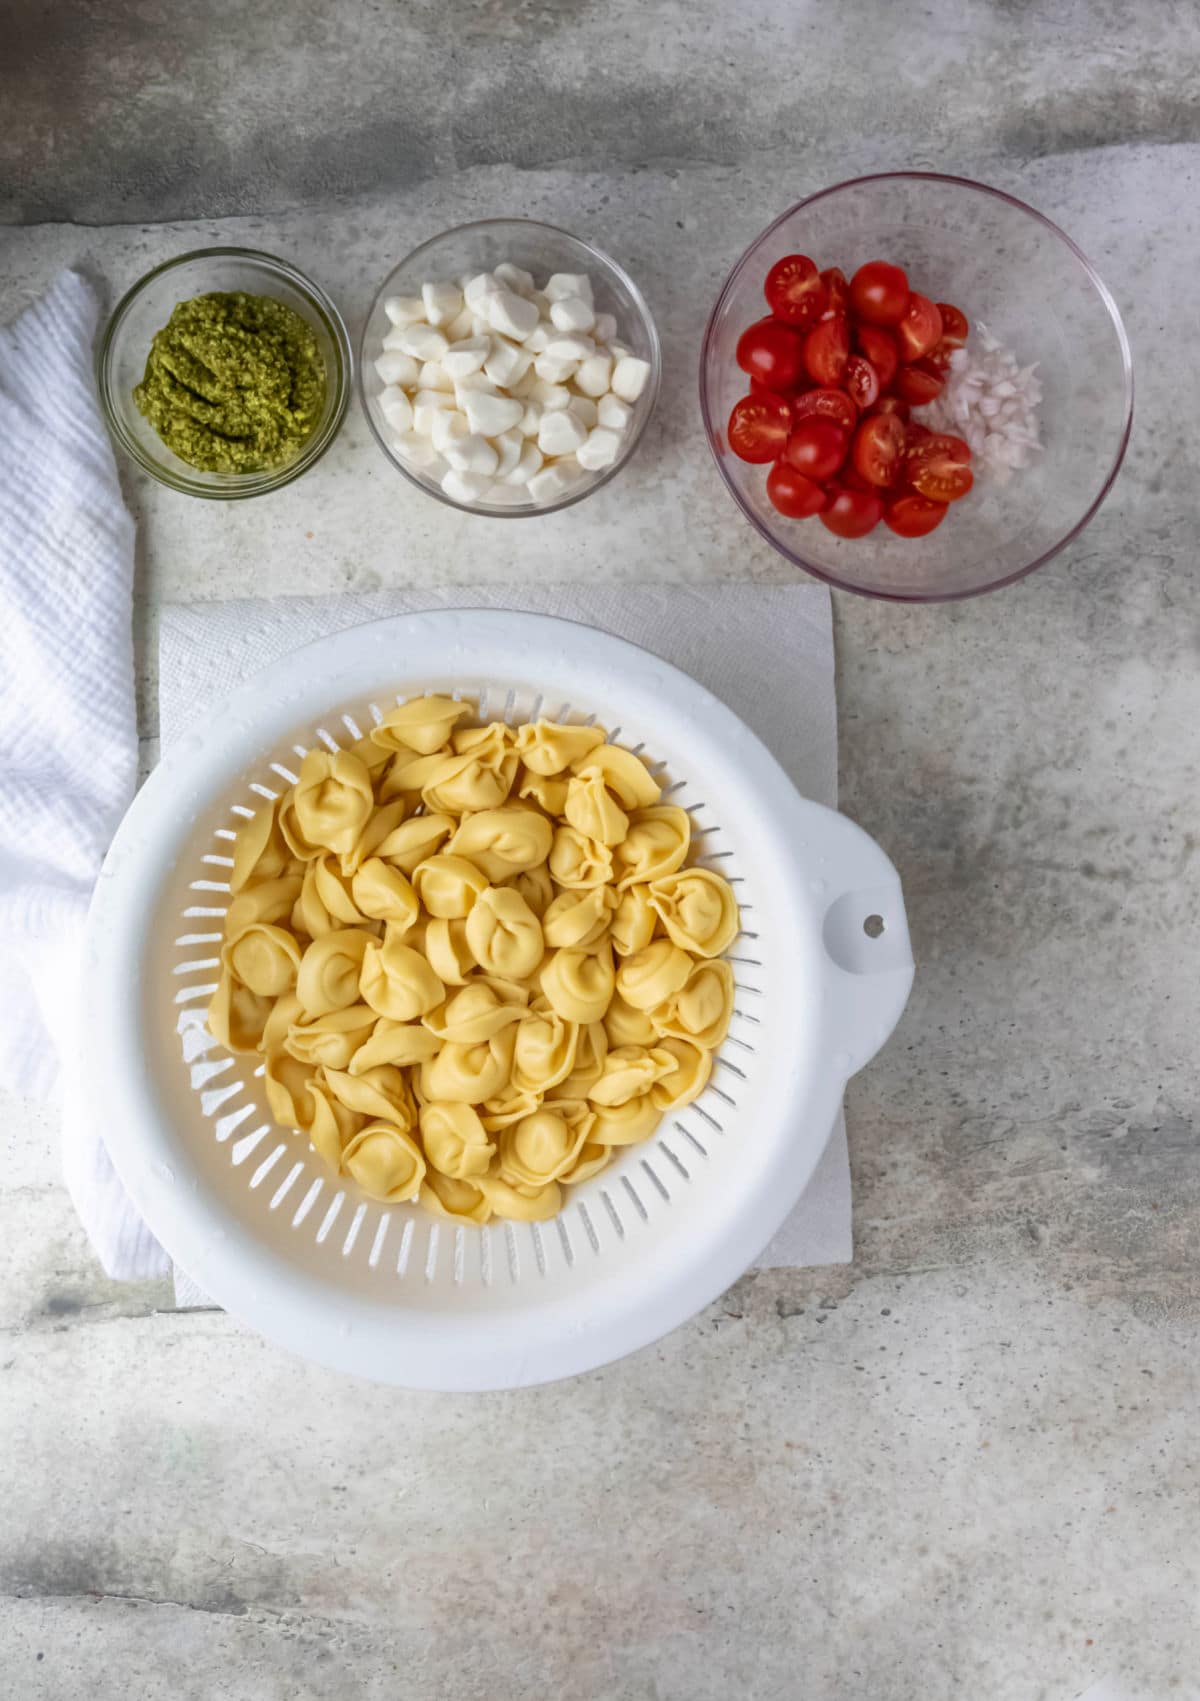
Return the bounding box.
[3,4,1200,1697]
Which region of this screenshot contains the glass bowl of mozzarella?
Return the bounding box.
[359,218,661,516]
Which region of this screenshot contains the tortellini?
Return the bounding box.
[283,749,374,859]
[209,698,740,1222]
[360,933,444,1021]
[413,854,490,919]
[449,806,553,883]
[648,868,740,958]
[540,943,616,1025]
[464,886,543,979]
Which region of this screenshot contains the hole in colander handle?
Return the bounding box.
[796,800,915,1077]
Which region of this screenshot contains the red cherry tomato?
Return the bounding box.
[935,302,969,347]
[766,463,827,518]
[764,254,828,327]
[783,418,849,482]
[869,395,910,421]
[803,316,850,386]
[791,387,858,434]
[851,413,906,488]
[905,420,933,448]
[906,431,973,502]
[727,393,792,462]
[856,325,898,390]
[819,485,883,538]
[849,261,910,326]
[843,354,880,410]
[820,266,850,317]
[750,373,806,400]
[897,293,944,362]
[894,359,944,405]
[736,319,806,391]
[884,493,949,537]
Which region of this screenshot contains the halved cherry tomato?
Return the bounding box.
[905,420,933,448]
[736,319,806,391]
[897,293,943,362]
[727,393,792,462]
[869,395,910,421]
[906,431,973,502]
[894,359,944,405]
[849,261,910,326]
[820,266,849,317]
[803,316,849,386]
[839,460,878,493]
[750,373,807,400]
[856,325,898,390]
[935,302,969,347]
[792,387,858,434]
[884,493,949,537]
[851,413,906,488]
[783,418,849,482]
[766,463,827,518]
[764,254,828,327]
[843,354,880,410]
[819,485,883,538]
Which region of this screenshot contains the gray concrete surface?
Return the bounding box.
[3,2,1200,1697]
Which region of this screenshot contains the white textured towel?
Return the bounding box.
[0,271,167,1279]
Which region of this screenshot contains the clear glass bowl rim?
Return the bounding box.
[698,170,1135,602]
[97,245,353,500]
[357,215,662,518]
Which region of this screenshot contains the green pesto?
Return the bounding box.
[133,291,326,473]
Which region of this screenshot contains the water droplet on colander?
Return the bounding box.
[155,1162,175,1185]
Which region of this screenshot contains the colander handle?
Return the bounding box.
[798,798,915,1077]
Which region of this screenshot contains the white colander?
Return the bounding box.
[83,610,913,1389]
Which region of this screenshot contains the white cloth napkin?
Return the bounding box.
[159,584,850,1300]
[0,271,168,1280]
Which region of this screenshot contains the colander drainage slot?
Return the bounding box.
[292,1178,323,1227]
[641,1159,669,1200]
[658,1141,689,1182]
[250,1142,286,1188]
[576,1201,600,1254]
[315,1192,344,1243]
[424,1225,440,1282]
[675,1122,707,1158]
[342,1203,368,1257]
[622,1177,648,1220]
[368,1213,391,1269]
[395,1218,415,1276]
[601,1190,625,1238]
[231,1125,269,1166]
[270,1162,304,1210]
[505,1222,520,1283]
[215,1102,254,1143]
[555,1217,575,1267]
[530,1222,547,1275]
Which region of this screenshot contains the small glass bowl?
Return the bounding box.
[98,247,352,499]
[700,173,1134,601]
[359,218,661,517]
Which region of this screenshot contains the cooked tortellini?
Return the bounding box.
[209,699,740,1222]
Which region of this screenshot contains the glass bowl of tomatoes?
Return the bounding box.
[699,172,1133,601]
